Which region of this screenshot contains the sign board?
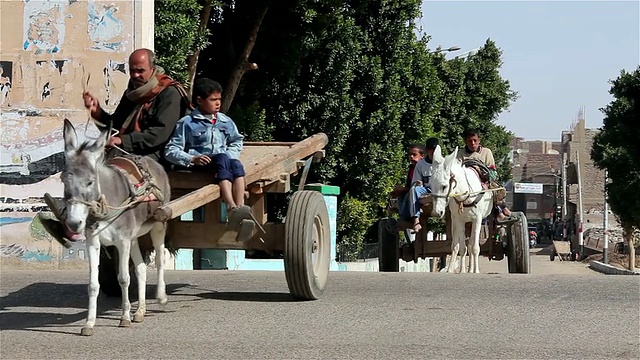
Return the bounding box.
[514,182,544,194]
[526,201,538,210]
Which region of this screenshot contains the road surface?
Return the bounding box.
[1,264,638,359]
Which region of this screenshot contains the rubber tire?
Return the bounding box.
[507,212,531,274]
[284,190,331,301]
[378,217,399,272]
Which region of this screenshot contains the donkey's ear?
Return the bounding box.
[91,122,111,151]
[433,145,444,163]
[63,119,78,153]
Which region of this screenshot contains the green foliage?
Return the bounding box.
[431,39,517,182]
[227,101,274,142]
[591,66,640,231]
[337,194,376,261]
[154,0,212,86]
[158,0,518,255]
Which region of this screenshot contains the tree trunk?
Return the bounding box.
[625,228,636,270]
[221,5,268,113]
[186,1,214,96]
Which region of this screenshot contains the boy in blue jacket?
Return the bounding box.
[164,78,254,241]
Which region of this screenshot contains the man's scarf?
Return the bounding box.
[119,66,190,134]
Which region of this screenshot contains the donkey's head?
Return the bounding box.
[60,119,110,239]
[428,145,460,218]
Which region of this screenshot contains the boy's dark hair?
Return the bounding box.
[462,128,481,139]
[409,144,426,155]
[192,78,223,104]
[425,137,439,150]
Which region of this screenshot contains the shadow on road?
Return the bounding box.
[183,291,298,303]
[0,282,190,333]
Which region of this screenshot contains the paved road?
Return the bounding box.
[1,266,638,359]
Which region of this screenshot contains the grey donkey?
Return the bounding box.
[57,119,171,336]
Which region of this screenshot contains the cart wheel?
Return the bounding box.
[284,190,331,300]
[378,217,399,272]
[507,212,531,274]
[550,251,556,261]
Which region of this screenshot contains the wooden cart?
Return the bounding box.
[378,195,531,274]
[99,133,332,301]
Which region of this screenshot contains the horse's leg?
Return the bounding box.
[469,220,482,273]
[115,240,132,327]
[448,219,464,273]
[150,223,168,307]
[81,238,101,336]
[459,236,468,273]
[130,240,147,323]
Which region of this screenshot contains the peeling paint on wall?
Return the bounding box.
[0,61,12,106]
[103,60,127,106]
[23,0,69,54]
[2,0,136,266]
[88,0,125,52]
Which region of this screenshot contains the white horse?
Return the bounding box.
[428,145,494,273]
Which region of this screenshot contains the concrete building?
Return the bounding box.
[0,0,155,268]
[509,138,562,223]
[561,113,619,235]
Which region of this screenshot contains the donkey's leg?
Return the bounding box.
[130,240,147,323]
[81,239,101,336]
[468,221,482,273]
[150,223,168,307]
[115,240,132,327]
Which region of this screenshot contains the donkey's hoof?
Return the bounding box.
[80,327,94,336]
[118,319,131,327]
[157,296,168,307]
[132,313,144,323]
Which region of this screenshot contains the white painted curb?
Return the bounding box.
[589,260,640,275]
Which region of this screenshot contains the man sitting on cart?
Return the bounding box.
[164,78,255,241]
[456,128,517,224]
[38,48,192,245]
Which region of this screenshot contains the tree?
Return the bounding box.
[591,66,640,270]
[431,39,517,182]
[155,0,211,87]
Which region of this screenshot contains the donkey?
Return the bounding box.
[428,145,494,273]
[60,119,171,336]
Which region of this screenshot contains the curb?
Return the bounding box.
[589,260,640,275]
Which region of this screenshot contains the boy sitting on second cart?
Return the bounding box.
[164,78,255,241]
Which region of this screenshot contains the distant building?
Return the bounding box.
[508,138,562,223]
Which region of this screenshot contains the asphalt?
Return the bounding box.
[1,266,639,359]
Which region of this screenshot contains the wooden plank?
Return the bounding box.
[168,221,285,251]
[155,133,329,221]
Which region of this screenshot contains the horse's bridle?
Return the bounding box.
[431,170,484,209]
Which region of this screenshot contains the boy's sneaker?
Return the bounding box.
[235,219,256,243]
[227,205,252,229]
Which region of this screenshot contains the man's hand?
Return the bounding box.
[82,91,101,118]
[191,155,211,166]
[107,136,122,147]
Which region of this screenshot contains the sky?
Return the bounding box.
[419,0,640,141]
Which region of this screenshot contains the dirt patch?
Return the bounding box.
[583,253,638,271]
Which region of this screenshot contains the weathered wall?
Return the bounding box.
[0,0,153,267]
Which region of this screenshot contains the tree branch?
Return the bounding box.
[186,0,214,96]
[221,5,268,113]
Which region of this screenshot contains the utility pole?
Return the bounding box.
[576,151,584,260]
[603,170,609,264]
